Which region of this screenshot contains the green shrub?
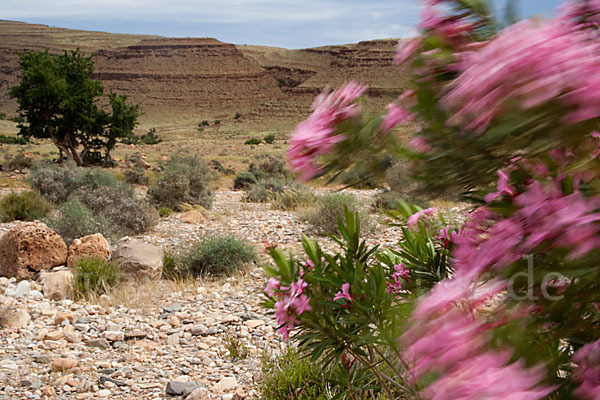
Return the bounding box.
[261,348,329,400]
[233,171,257,190]
[71,257,122,298]
[181,235,257,276]
[120,133,139,145]
[0,134,27,145]
[372,191,403,211]
[78,186,157,236]
[148,154,216,210]
[73,168,121,192]
[263,133,276,144]
[28,164,78,203]
[249,156,288,180]
[244,137,262,145]
[246,182,270,203]
[246,178,285,203]
[159,207,173,217]
[224,335,249,361]
[48,199,114,244]
[0,191,53,222]
[214,119,221,125]
[4,151,33,171]
[140,128,161,145]
[161,252,189,280]
[0,113,5,120]
[304,193,373,236]
[234,112,241,119]
[271,187,315,211]
[124,168,149,185]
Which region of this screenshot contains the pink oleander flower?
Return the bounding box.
[333,283,353,302]
[443,19,600,133]
[407,136,432,153]
[419,1,477,48]
[394,38,424,65]
[287,82,367,181]
[407,207,438,227]
[437,225,453,248]
[386,263,410,294]
[573,340,600,399]
[270,276,312,341]
[265,277,280,297]
[380,100,413,134]
[484,169,516,202]
[402,308,488,378]
[424,351,556,400]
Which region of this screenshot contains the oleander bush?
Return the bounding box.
[265,1,600,398]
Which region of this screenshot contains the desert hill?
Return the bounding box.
[0,20,410,129]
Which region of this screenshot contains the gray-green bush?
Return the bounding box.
[48,199,114,244]
[304,193,373,235]
[0,191,53,222]
[78,186,158,235]
[28,164,78,203]
[148,154,216,210]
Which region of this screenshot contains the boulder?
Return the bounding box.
[0,222,67,280]
[66,233,111,267]
[112,240,163,281]
[180,210,206,224]
[39,270,74,300]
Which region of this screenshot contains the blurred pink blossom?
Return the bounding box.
[573,340,600,399]
[408,207,438,227]
[443,19,600,133]
[380,100,413,133]
[288,82,367,181]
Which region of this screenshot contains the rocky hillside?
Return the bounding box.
[0,20,410,128]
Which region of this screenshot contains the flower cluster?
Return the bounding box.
[386,263,410,294]
[443,19,600,133]
[573,340,600,399]
[267,276,312,340]
[287,81,367,181]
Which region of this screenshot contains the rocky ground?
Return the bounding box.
[0,189,407,400]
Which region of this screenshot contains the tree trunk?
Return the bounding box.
[50,133,82,166]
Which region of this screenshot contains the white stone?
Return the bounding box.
[5,281,30,298]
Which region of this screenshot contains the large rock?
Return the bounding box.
[113,240,163,281]
[39,270,74,300]
[66,233,111,267]
[0,222,67,280]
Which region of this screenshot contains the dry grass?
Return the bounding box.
[93,277,198,311]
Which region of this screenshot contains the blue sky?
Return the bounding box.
[3,0,566,48]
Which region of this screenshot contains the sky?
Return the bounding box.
[3,0,566,49]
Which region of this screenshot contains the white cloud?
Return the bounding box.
[2,0,420,47]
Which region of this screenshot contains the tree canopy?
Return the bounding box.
[9,49,140,166]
